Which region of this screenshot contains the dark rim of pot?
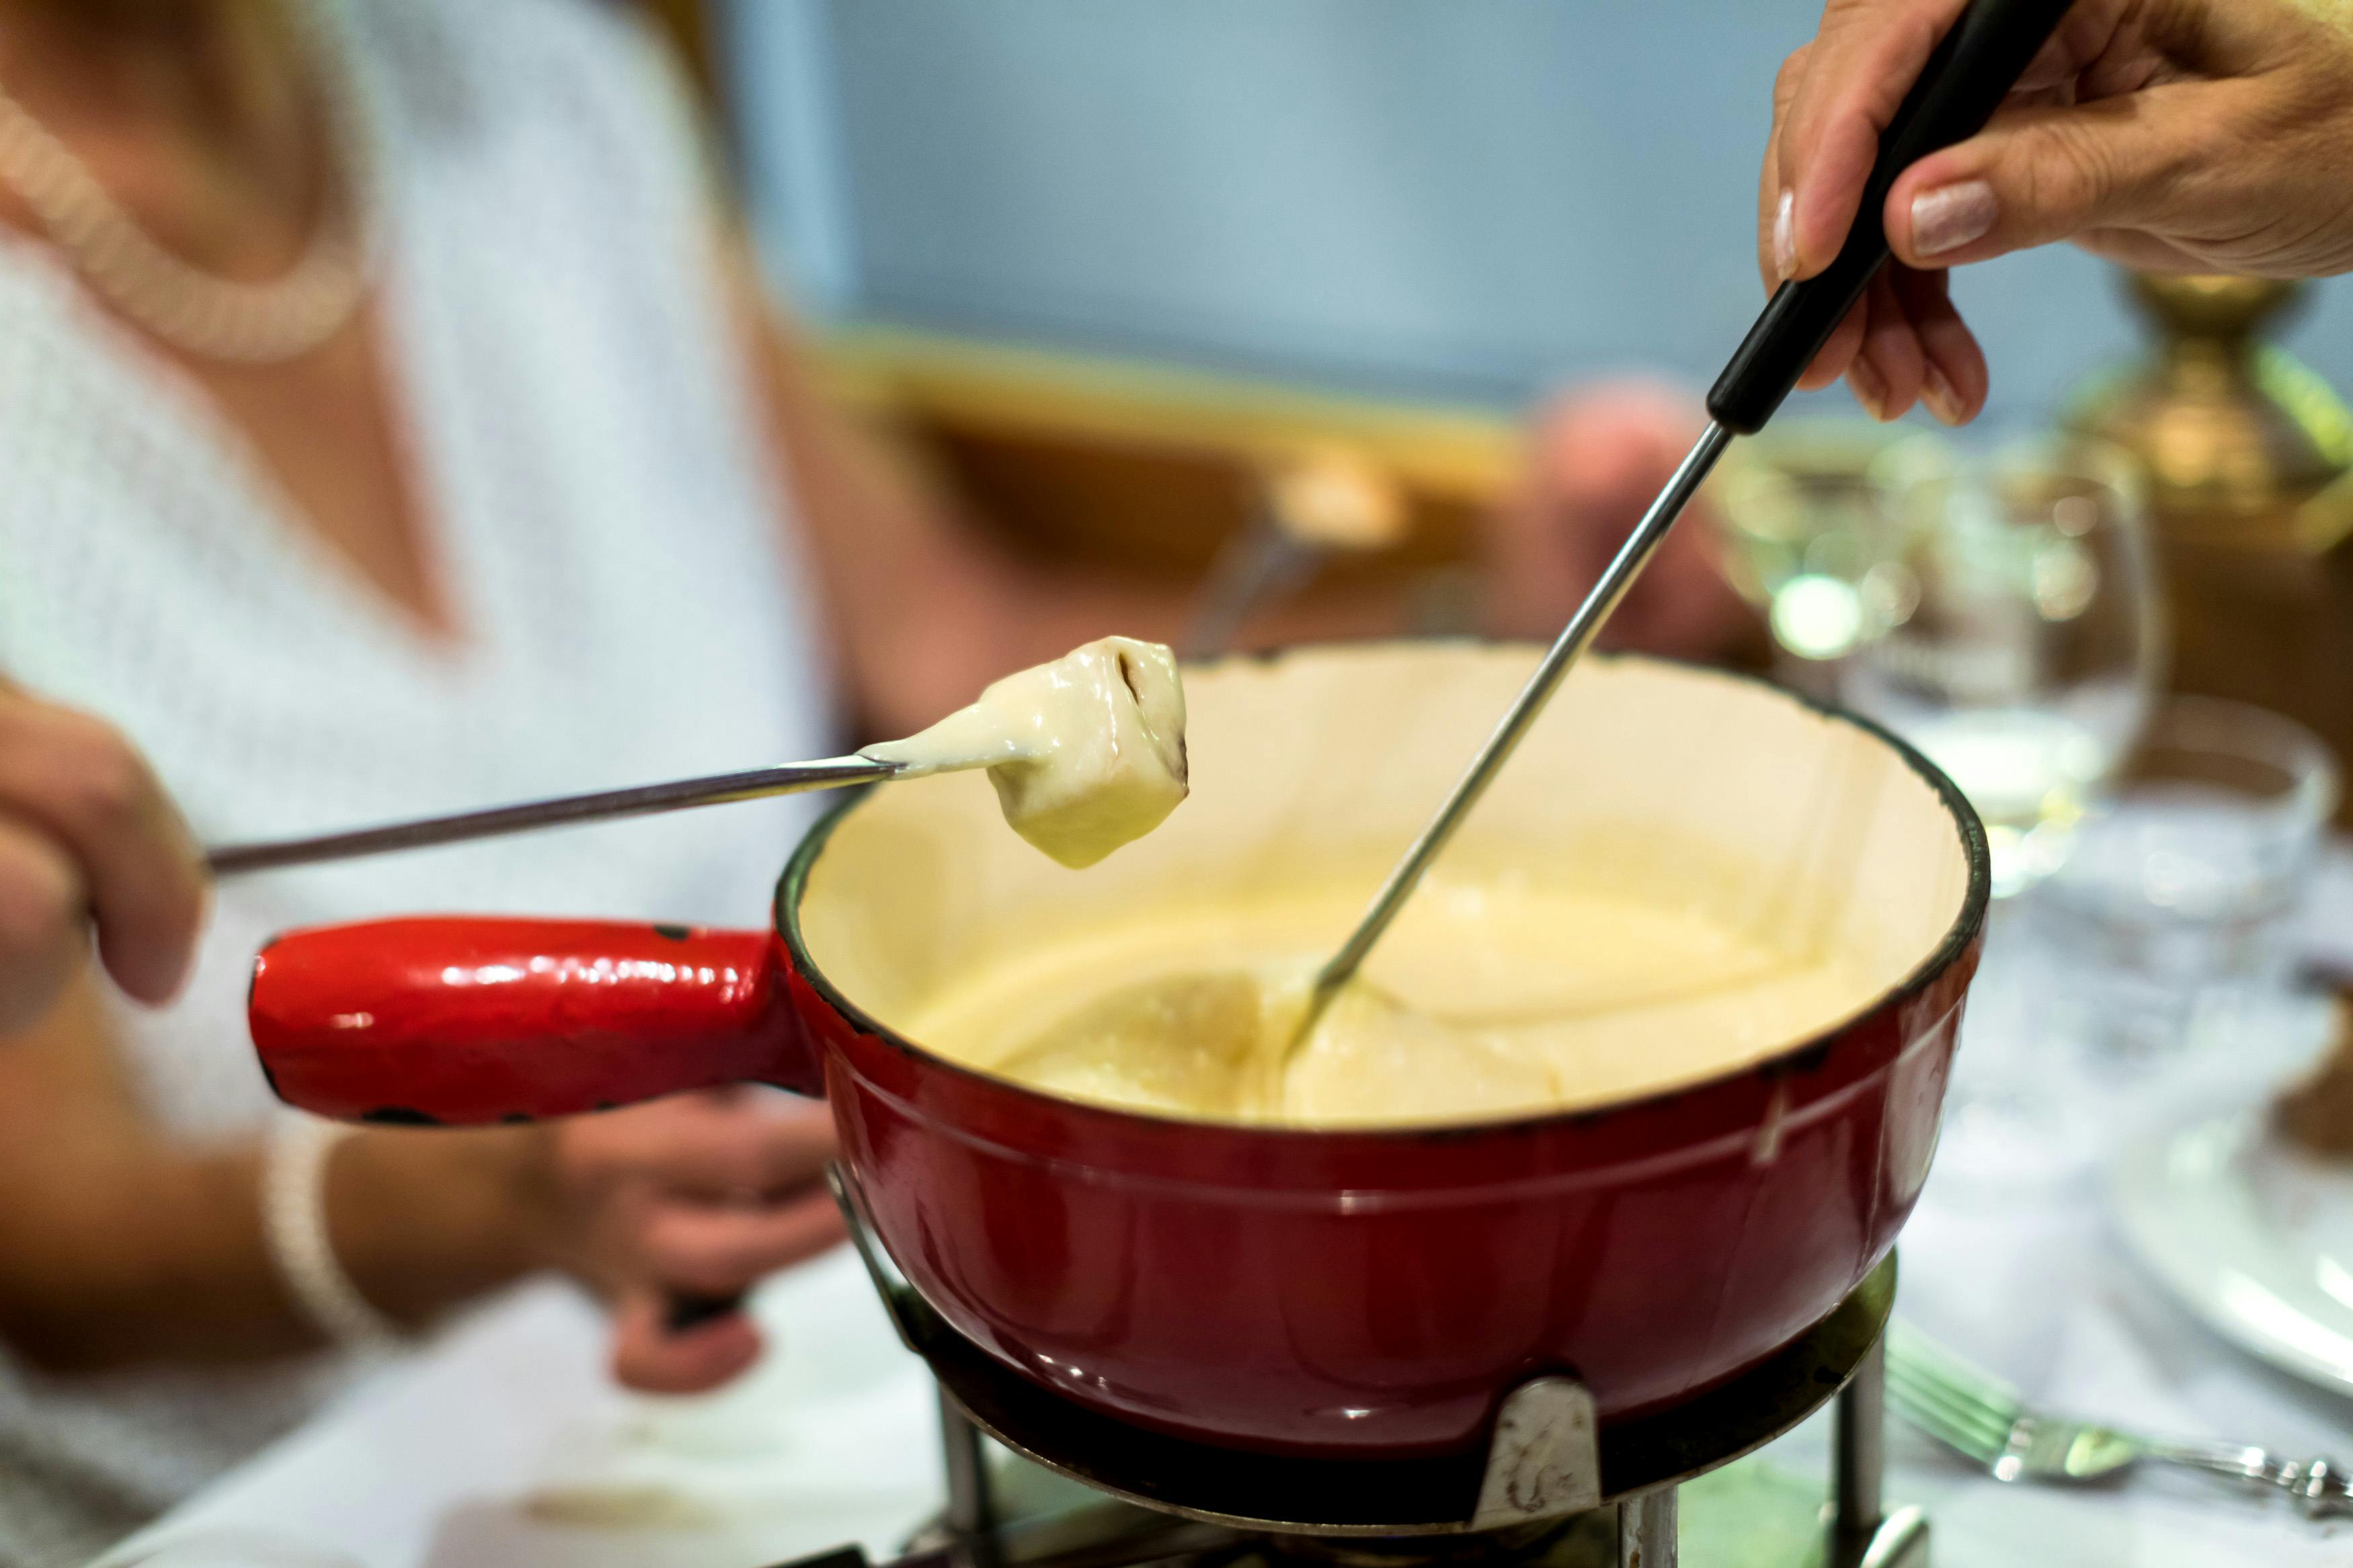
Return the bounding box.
[776,645,1993,1142]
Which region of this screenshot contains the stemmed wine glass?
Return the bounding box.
[1710,419,1951,698]
[1838,434,2165,1187]
[1839,435,2164,899]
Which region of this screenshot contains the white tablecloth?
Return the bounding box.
[104,854,2353,1568]
[101,1252,947,1568]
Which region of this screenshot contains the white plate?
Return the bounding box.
[2111,1100,2353,1395]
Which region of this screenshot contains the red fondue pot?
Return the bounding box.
[250,646,1988,1459]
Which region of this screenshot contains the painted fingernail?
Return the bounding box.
[1772,190,1797,280]
[1920,362,1965,426]
[1910,181,1997,259]
[1847,358,1888,421]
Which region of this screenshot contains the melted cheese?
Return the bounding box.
[865,637,1189,868]
[906,875,1875,1127]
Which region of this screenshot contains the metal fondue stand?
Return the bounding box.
[781,1167,1922,1568]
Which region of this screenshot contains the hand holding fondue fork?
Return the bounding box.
[1289,0,2078,1043]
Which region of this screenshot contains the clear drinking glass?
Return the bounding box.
[1711,420,1951,694]
[1838,436,2164,898]
[2034,697,2338,1065]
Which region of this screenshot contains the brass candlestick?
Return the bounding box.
[2063,272,2353,815]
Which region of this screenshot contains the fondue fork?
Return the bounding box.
[206,756,906,875]
[1294,0,2069,1040]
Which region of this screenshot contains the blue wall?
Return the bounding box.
[726,0,2353,423]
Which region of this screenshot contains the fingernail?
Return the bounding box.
[1910,180,1997,259]
[1847,358,1887,421]
[1920,362,1965,426]
[1772,189,1797,280]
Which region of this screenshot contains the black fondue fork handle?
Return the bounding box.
[1706,0,2071,435]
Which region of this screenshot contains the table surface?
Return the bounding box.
[105,853,2353,1568]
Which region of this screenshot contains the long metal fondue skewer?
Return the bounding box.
[206,757,904,875]
[1295,0,2069,1040]
[1300,424,1730,1026]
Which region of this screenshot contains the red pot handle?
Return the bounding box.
[249,918,817,1126]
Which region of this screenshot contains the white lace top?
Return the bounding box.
[0,1,836,1560]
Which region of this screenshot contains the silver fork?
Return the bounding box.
[1884,1321,2353,1517]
